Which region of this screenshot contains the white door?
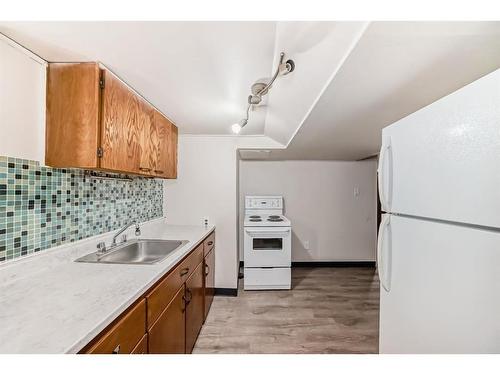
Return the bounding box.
[378,214,500,354]
[378,68,500,228]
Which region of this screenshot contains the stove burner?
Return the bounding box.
[268,215,281,219]
[267,217,284,222]
[249,215,261,219]
[249,218,262,222]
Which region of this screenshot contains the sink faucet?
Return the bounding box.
[95,221,141,257]
[112,221,141,246]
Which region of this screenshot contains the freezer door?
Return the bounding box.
[379,214,500,353]
[379,68,500,228]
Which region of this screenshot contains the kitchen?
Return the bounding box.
[1,3,500,372]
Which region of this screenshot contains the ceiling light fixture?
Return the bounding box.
[231,52,295,134]
[231,119,248,134]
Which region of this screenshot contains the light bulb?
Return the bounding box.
[231,123,242,134]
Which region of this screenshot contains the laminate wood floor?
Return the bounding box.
[193,267,379,354]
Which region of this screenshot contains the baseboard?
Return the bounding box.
[240,260,375,268]
[292,261,376,267]
[214,288,238,297]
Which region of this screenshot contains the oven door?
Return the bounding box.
[244,227,291,267]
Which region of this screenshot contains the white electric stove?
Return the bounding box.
[243,196,292,290]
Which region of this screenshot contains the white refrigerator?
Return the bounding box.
[377,68,500,353]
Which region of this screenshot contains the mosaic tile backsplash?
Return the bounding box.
[0,156,163,263]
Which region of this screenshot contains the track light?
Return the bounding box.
[230,52,295,134]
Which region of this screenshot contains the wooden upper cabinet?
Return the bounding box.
[154,110,178,178]
[140,104,160,176]
[46,63,101,169]
[100,71,145,175]
[45,63,178,179]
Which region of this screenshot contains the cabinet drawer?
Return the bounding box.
[131,334,148,354]
[203,232,215,256]
[146,244,203,329]
[85,299,146,354]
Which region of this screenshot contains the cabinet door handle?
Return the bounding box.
[181,294,188,312]
[205,264,210,276]
[154,170,164,174]
[207,241,213,246]
[180,267,189,276]
[112,344,121,354]
[183,289,192,306]
[139,167,151,172]
[182,295,189,310]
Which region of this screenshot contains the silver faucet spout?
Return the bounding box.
[112,221,141,246]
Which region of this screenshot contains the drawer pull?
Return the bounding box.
[207,241,213,246]
[154,170,164,174]
[139,167,151,172]
[180,267,189,276]
[112,344,121,354]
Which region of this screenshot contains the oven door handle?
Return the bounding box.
[245,229,290,235]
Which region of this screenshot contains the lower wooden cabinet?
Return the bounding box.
[85,299,146,354]
[204,248,215,321]
[185,262,205,353]
[148,286,186,354]
[131,334,148,354]
[80,231,215,355]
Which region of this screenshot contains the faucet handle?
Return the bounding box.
[135,224,141,236]
[96,242,106,253]
[121,234,127,243]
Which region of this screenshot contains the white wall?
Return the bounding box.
[0,36,46,162]
[164,135,283,289]
[239,160,377,261]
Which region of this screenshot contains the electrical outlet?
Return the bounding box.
[203,217,210,227]
[303,240,310,250]
[354,187,360,197]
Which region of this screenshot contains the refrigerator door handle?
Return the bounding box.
[377,136,392,212]
[377,214,392,292]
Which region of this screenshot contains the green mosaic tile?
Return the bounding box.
[0,156,163,263]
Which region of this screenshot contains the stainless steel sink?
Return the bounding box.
[75,239,189,265]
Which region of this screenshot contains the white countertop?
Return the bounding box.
[0,218,215,353]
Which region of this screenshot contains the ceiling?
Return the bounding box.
[3,21,500,160]
[263,21,368,146]
[0,21,276,135]
[260,21,500,160]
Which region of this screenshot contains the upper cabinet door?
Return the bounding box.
[46,63,101,169]
[138,100,158,175]
[154,110,178,178]
[100,71,143,174]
